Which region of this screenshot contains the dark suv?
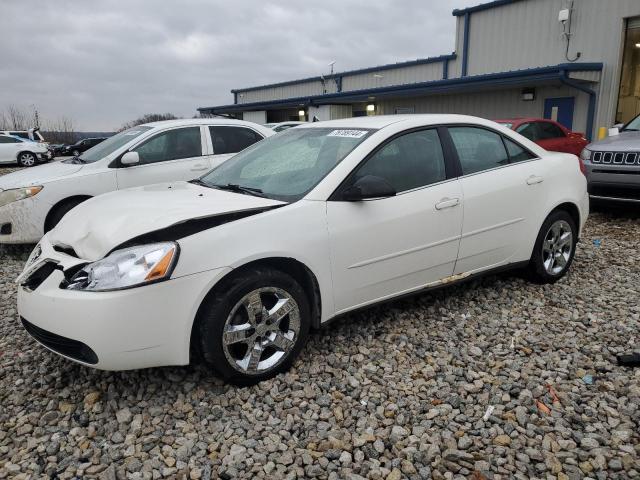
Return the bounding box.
[62,137,107,157]
[582,113,640,203]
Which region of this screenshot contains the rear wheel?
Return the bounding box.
[196,267,310,386]
[527,210,577,284]
[18,152,37,167]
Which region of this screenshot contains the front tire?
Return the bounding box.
[527,210,577,284]
[196,267,310,386]
[18,152,37,167]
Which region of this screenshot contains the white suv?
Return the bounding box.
[0,119,272,243]
[0,134,51,167]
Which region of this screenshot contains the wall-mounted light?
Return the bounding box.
[366,103,376,112]
[636,42,640,48]
[298,109,306,117]
[521,88,536,101]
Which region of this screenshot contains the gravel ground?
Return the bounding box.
[1,165,639,479]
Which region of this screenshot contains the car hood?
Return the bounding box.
[0,161,84,190]
[49,181,285,261]
[587,131,640,151]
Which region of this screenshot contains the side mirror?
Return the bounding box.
[342,175,396,201]
[609,127,620,137]
[121,151,140,166]
[614,123,624,130]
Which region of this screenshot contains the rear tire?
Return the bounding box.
[196,267,310,386]
[527,210,577,284]
[45,199,86,232]
[18,152,37,167]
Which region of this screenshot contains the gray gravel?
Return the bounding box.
[1,164,639,479]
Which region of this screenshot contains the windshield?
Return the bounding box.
[78,127,153,163]
[199,127,374,201]
[623,114,640,131]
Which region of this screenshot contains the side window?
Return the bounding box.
[448,127,509,175]
[353,129,446,193]
[503,137,537,163]
[209,126,263,154]
[0,136,18,143]
[515,123,539,141]
[133,127,202,165]
[537,122,566,139]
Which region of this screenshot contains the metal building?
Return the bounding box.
[199,0,640,140]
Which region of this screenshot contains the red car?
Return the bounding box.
[495,118,588,156]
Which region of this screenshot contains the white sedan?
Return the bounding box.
[0,134,51,167]
[0,119,272,243]
[17,115,589,385]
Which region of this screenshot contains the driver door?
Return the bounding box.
[116,126,210,189]
[326,128,463,314]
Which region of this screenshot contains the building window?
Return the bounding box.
[616,17,640,124]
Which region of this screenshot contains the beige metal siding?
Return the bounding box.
[463,0,640,129]
[341,63,443,91]
[377,85,589,134]
[236,79,339,104]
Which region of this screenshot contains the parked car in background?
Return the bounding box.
[47,144,68,158]
[0,134,51,167]
[496,118,588,156]
[62,137,107,157]
[16,115,587,384]
[267,121,305,132]
[581,112,640,203]
[0,128,46,143]
[0,119,273,243]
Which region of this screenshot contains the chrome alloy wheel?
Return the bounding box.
[542,219,573,275]
[222,287,301,375]
[19,153,36,166]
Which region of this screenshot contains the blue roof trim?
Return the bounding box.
[452,0,526,16]
[199,63,603,114]
[231,54,456,94]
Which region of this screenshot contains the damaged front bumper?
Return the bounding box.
[16,235,231,370]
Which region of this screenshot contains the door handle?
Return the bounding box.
[435,197,460,210]
[190,164,208,171]
[526,175,544,185]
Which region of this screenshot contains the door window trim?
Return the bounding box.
[329,126,458,201]
[112,125,207,168]
[441,124,540,179]
[205,124,266,155]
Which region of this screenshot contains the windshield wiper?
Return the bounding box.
[189,178,211,188]
[211,183,266,197]
[621,128,639,132]
[71,156,86,164]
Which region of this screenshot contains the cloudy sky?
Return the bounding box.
[1,0,479,131]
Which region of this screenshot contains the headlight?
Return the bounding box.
[65,242,179,291]
[580,148,592,161]
[0,186,43,208]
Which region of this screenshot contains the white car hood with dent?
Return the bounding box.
[0,161,84,190]
[49,181,285,261]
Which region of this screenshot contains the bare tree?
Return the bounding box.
[119,113,179,131]
[42,116,76,144]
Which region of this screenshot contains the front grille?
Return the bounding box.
[21,317,98,364]
[21,262,58,291]
[591,151,640,165]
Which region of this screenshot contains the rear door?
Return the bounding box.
[447,126,547,274]
[326,128,463,313]
[116,126,210,189]
[206,126,265,169]
[0,136,22,163]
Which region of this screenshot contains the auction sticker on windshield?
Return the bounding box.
[327,130,368,138]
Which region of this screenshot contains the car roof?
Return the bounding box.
[143,118,260,128]
[298,114,505,130]
[495,118,557,124]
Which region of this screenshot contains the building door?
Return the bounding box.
[616,17,640,124]
[543,97,575,130]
